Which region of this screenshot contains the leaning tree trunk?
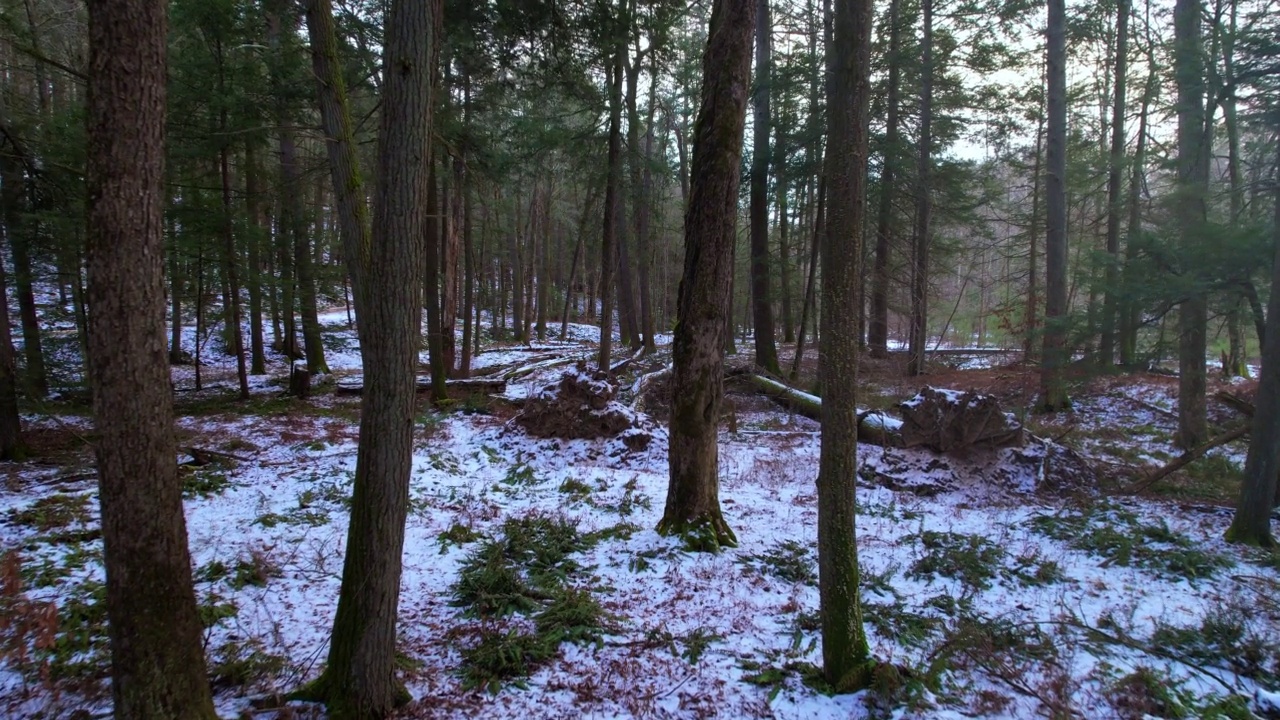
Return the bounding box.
[1225,139,1280,547]
[294,0,435,715]
[749,0,781,375]
[1041,0,1071,411]
[820,0,875,689]
[658,0,756,551]
[85,0,217,715]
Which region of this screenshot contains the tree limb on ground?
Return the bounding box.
[1124,423,1251,495]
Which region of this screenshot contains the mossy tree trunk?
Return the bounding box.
[659,0,756,551]
[819,0,875,690]
[295,0,436,714]
[85,0,217,715]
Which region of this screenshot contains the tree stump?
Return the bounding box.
[289,363,311,398]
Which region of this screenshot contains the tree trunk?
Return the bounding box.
[510,200,525,343]
[8,195,45,398]
[1024,107,1044,363]
[868,0,900,360]
[634,54,659,354]
[169,228,184,363]
[459,77,475,376]
[244,144,267,375]
[1041,0,1071,411]
[85,0,216,714]
[442,152,461,370]
[296,0,435,713]
[820,0,874,689]
[1119,62,1155,366]
[906,0,933,378]
[749,0,781,375]
[599,35,624,370]
[659,0,756,550]
[1173,0,1207,447]
[534,183,549,342]
[791,175,824,381]
[1225,139,1280,547]
[0,159,26,458]
[424,164,448,402]
[1098,0,1129,367]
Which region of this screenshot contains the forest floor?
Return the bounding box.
[2,309,1279,719]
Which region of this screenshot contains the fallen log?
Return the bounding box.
[1215,390,1255,417]
[1125,423,1251,494]
[741,374,904,447]
[335,376,508,396]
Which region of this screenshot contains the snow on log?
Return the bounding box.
[742,374,904,447]
[335,376,508,396]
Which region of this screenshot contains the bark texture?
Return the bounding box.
[749,0,780,375]
[658,0,756,550]
[1173,0,1207,447]
[1225,142,1280,547]
[819,0,874,689]
[1040,0,1071,411]
[298,0,435,714]
[86,0,216,715]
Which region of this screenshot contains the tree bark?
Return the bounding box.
[749,0,781,375]
[0,158,26,458]
[1098,0,1129,367]
[790,175,823,381]
[820,0,874,688]
[425,164,448,402]
[1119,58,1155,366]
[1041,0,1071,411]
[1173,0,1207,447]
[296,0,436,714]
[244,144,267,374]
[658,0,756,550]
[599,33,625,370]
[906,0,933,378]
[86,0,216,715]
[868,0,901,359]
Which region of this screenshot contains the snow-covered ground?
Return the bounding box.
[1,313,1277,719]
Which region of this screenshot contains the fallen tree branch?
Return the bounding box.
[1125,423,1251,494]
[182,446,251,465]
[1214,390,1255,417]
[335,377,508,396]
